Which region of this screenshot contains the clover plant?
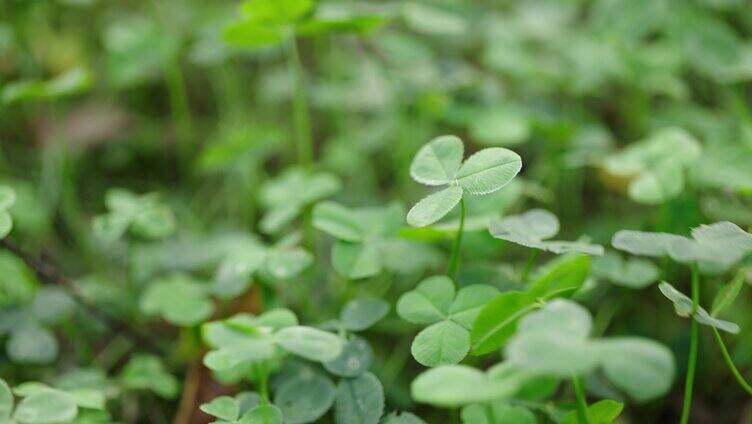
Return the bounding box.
[407,135,521,276]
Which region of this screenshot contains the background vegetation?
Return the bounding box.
[1,0,752,423]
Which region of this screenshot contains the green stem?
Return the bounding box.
[520,250,539,283]
[483,403,496,424]
[447,198,465,278]
[571,375,590,424]
[283,33,313,170]
[256,363,269,404]
[165,57,193,174]
[712,327,752,396]
[680,263,701,424]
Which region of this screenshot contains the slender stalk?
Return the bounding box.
[256,363,269,404]
[483,403,496,424]
[447,198,465,278]
[165,57,193,174]
[680,263,701,424]
[520,250,539,283]
[571,374,590,424]
[712,327,752,396]
[283,33,313,170]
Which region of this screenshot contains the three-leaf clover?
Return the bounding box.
[0,287,75,365]
[212,233,313,299]
[410,363,523,408]
[0,186,16,239]
[259,168,341,234]
[202,309,345,372]
[489,209,604,255]
[591,250,660,289]
[612,221,752,270]
[314,201,432,279]
[119,354,180,399]
[92,188,176,241]
[603,127,701,204]
[406,135,522,227]
[140,273,214,327]
[505,299,675,401]
[0,378,107,424]
[658,281,740,334]
[397,276,499,366]
[201,392,283,424]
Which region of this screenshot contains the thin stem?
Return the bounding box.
[257,363,269,404]
[712,327,752,396]
[571,374,590,424]
[520,250,539,283]
[165,57,193,174]
[283,34,313,170]
[483,403,496,424]
[680,263,701,424]
[447,198,465,278]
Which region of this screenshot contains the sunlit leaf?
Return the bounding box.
[410,135,464,186]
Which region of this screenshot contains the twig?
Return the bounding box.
[0,239,166,354]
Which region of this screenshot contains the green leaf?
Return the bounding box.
[470,291,534,355]
[407,185,463,227]
[7,323,58,364]
[324,336,373,377]
[313,202,365,242]
[612,230,686,258]
[274,373,335,424]
[32,287,75,325]
[456,148,522,195]
[506,300,599,377]
[527,254,591,300]
[658,282,740,333]
[67,388,105,410]
[489,209,603,255]
[0,186,16,210]
[410,135,464,186]
[274,326,344,362]
[711,270,746,316]
[411,365,521,407]
[120,355,180,399]
[411,320,469,367]
[203,340,277,371]
[448,285,500,329]
[238,404,283,424]
[592,251,659,289]
[0,211,12,239]
[200,396,240,421]
[340,298,390,331]
[596,338,675,401]
[335,372,384,424]
[628,160,684,204]
[140,274,213,327]
[2,67,92,105]
[332,241,382,279]
[0,379,12,422]
[239,0,313,25]
[265,248,313,280]
[561,399,624,424]
[13,390,77,424]
[461,402,535,424]
[469,105,530,147]
[604,127,701,205]
[396,276,454,324]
